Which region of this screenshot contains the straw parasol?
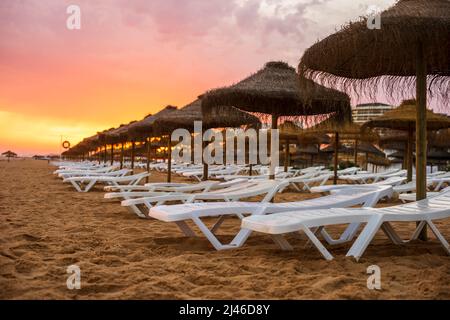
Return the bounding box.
[119,106,178,175]
[299,0,450,208]
[2,150,17,162]
[306,117,378,183]
[363,99,450,181]
[278,121,330,171]
[153,99,261,182]
[202,61,351,178]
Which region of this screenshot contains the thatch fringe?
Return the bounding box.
[298,0,450,108]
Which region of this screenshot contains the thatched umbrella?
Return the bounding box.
[122,106,178,175]
[278,121,330,171]
[104,121,139,169]
[2,150,17,162]
[153,99,260,182]
[202,61,351,179]
[306,117,378,183]
[363,99,450,181]
[299,0,450,208]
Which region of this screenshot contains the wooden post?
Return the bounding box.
[131,141,135,173]
[146,137,151,183]
[406,127,413,182]
[284,139,289,172]
[103,144,107,163]
[354,139,358,166]
[167,137,172,183]
[120,142,124,169]
[333,132,339,185]
[402,141,407,169]
[270,114,278,180]
[416,41,428,240]
[365,152,369,171]
[110,144,114,165]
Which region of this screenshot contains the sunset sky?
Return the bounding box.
[0,0,402,155]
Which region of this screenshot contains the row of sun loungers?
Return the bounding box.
[52,161,450,260]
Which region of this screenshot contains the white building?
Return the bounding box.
[352,103,394,124]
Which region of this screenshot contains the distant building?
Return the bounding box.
[352,103,394,124]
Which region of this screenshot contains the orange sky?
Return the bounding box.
[0,0,414,155]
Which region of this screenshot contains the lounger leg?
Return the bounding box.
[211,215,226,235]
[191,216,227,250]
[320,223,361,245]
[301,226,334,261]
[346,215,383,261]
[270,234,294,251]
[426,220,450,255]
[229,228,253,248]
[126,205,148,218]
[411,221,427,240]
[83,180,97,192]
[380,222,405,245]
[175,221,197,237]
[70,181,83,192]
[290,182,301,192]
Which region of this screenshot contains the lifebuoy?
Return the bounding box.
[62,141,71,149]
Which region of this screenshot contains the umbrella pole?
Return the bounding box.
[202,140,208,181]
[270,114,278,180]
[146,137,151,183]
[131,141,135,173]
[284,139,289,172]
[354,139,358,166]
[333,132,339,185]
[407,127,413,182]
[365,152,369,171]
[167,137,172,183]
[416,41,428,240]
[110,144,114,166]
[120,142,124,169]
[103,144,107,164]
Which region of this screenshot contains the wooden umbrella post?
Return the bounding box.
[103,145,107,164]
[146,137,151,183]
[354,139,358,166]
[416,41,428,240]
[130,141,135,173]
[269,114,278,180]
[167,137,172,183]
[407,127,414,182]
[284,139,289,172]
[333,132,339,185]
[110,144,114,166]
[120,142,124,169]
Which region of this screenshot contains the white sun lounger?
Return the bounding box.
[242,188,450,261]
[148,185,393,250]
[54,164,114,175]
[63,172,150,192]
[58,168,130,179]
[398,186,450,202]
[121,180,288,218]
[285,173,331,192]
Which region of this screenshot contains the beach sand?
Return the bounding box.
[1,159,449,299]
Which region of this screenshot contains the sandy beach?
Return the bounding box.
[1,159,449,299]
